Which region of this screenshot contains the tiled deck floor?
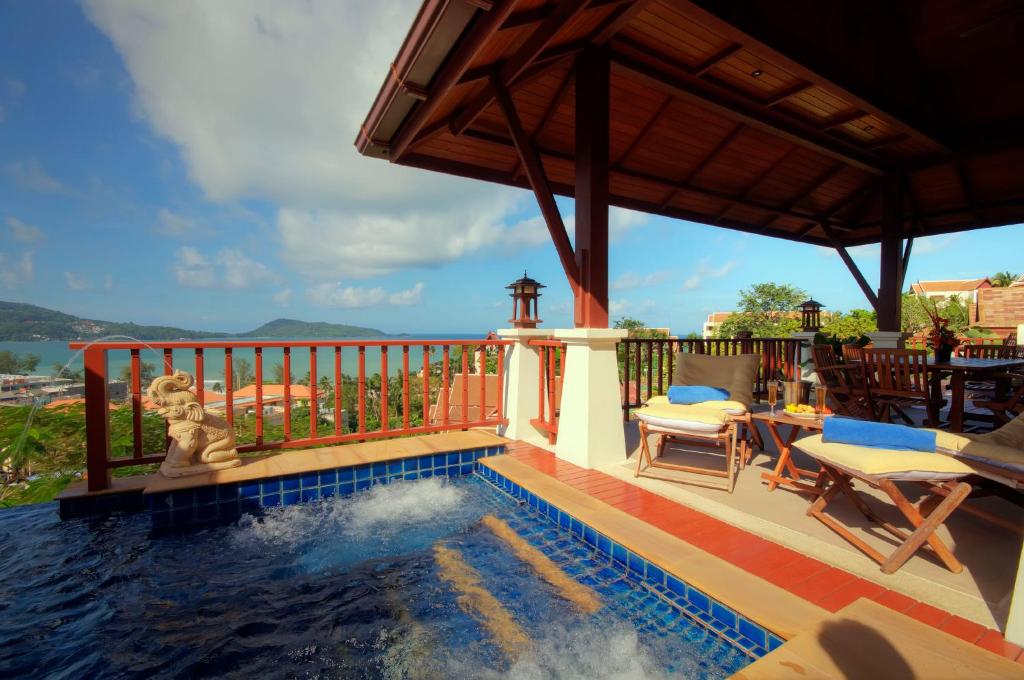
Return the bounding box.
[503,440,1024,664]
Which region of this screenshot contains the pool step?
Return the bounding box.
[481,514,601,614]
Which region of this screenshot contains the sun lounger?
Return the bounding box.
[634,353,760,492]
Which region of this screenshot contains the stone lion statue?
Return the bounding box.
[148,370,241,478]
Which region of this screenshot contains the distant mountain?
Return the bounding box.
[235,318,386,339]
[0,301,387,341]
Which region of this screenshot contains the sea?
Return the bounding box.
[0,335,486,384]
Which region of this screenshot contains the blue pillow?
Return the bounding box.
[667,385,730,405]
[822,417,936,453]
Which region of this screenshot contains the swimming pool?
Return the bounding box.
[0,473,755,678]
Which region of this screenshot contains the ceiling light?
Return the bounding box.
[864,125,874,131]
[751,69,763,77]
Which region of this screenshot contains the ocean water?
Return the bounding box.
[1,334,485,383]
[0,475,751,678]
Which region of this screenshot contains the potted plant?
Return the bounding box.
[920,298,960,363]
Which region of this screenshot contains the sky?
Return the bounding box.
[1,1,1021,336]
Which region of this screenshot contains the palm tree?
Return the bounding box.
[992,271,1019,287]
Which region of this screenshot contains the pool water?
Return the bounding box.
[0,475,752,678]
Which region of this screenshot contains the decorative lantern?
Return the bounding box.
[507,271,545,328]
[799,299,824,332]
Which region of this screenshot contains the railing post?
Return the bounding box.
[497,328,551,446]
[83,346,112,491]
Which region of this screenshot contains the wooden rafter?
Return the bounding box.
[610,52,887,175]
[821,221,879,310]
[458,40,586,85]
[693,43,741,76]
[451,0,591,136]
[900,236,914,291]
[765,81,813,107]
[510,61,576,181]
[820,109,867,131]
[460,127,843,226]
[388,0,517,161]
[591,0,655,46]
[659,123,745,209]
[954,162,984,223]
[491,76,580,291]
[762,162,845,227]
[613,93,673,167]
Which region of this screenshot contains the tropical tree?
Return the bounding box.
[118,361,156,386]
[0,351,40,374]
[613,317,668,339]
[821,309,877,339]
[232,358,255,389]
[902,293,970,336]
[717,283,806,338]
[271,362,294,385]
[211,382,223,393]
[992,271,1020,287]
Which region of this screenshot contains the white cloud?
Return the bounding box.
[64,271,94,290]
[682,259,737,291]
[173,246,279,289]
[609,208,648,240]
[913,234,960,255]
[0,251,33,288]
[6,216,43,242]
[272,288,292,306]
[82,2,651,280]
[151,208,207,238]
[609,298,656,317]
[307,281,425,308]
[612,270,671,291]
[4,159,71,195]
[815,243,880,259]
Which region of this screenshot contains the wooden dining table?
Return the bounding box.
[927,357,1024,432]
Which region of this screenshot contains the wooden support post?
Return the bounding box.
[574,48,611,328]
[877,176,904,332]
[83,346,111,491]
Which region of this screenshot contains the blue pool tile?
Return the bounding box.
[432,454,446,468]
[403,472,418,482]
[570,517,583,537]
[171,489,194,507]
[152,511,170,528]
[339,481,356,495]
[217,483,239,502]
[172,507,193,525]
[646,563,665,586]
[218,501,239,517]
[282,476,300,491]
[195,485,218,505]
[355,465,371,481]
[319,469,337,485]
[447,453,460,465]
[582,526,597,546]
[538,499,549,515]
[721,628,741,641]
[372,462,387,478]
[355,478,372,490]
[240,498,261,513]
[767,634,784,651]
[738,618,767,649]
[388,461,403,476]
[687,588,711,613]
[258,479,280,496]
[627,551,645,577]
[460,463,474,475]
[596,534,612,556]
[301,488,320,503]
[262,493,281,507]
[420,469,433,479]
[282,491,300,506]
[300,473,319,489]
[460,451,474,463]
[339,467,355,482]
[558,512,571,530]
[320,484,337,499]
[403,457,419,472]
[445,465,459,477]
[711,601,737,629]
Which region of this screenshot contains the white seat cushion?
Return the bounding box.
[795,434,973,482]
[635,402,730,435]
[645,395,747,416]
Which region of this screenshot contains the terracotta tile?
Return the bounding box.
[939,615,987,644]
[733,544,804,576]
[788,568,858,605]
[871,589,917,613]
[976,630,1023,660]
[815,578,886,613]
[762,557,830,591]
[694,527,763,559]
[727,540,785,571]
[904,602,951,628]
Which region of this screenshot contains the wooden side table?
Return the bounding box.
[752,411,826,495]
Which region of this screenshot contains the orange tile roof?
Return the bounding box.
[910,278,990,294]
[233,384,313,399]
[45,398,117,411]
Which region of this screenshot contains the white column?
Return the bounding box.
[497,328,551,447]
[790,331,817,382]
[1006,540,1024,645]
[867,330,905,348]
[553,327,629,468]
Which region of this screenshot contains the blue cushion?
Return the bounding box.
[667,385,730,404]
[822,416,936,453]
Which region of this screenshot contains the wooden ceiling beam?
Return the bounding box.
[511,63,576,181]
[610,52,888,175]
[954,162,984,224]
[388,0,517,162]
[460,127,842,225]
[659,122,745,209]
[692,43,742,76]
[591,0,656,46]
[451,0,592,136]
[819,109,867,132]
[612,93,673,167]
[764,81,813,107]
[491,75,581,291]
[500,0,632,31]
[458,41,586,85]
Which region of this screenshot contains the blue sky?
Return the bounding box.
[1,1,1021,336]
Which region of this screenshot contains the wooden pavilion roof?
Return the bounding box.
[357,0,1024,248]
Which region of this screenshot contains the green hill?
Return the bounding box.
[0,301,387,341]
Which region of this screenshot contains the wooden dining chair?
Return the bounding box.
[841,344,865,363]
[811,345,875,420]
[961,344,1011,360]
[860,348,936,426]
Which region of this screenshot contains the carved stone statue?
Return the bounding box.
[148,370,241,478]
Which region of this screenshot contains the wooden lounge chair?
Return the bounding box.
[794,414,1024,574]
[811,345,875,420]
[634,353,761,492]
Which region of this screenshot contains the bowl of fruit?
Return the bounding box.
[784,403,832,419]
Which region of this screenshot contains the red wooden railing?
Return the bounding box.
[618,337,802,417]
[905,335,1006,355]
[528,339,567,443]
[73,339,510,491]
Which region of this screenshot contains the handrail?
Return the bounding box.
[527,339,566,443]
[617,337,802,418]
[78,338,510,491]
